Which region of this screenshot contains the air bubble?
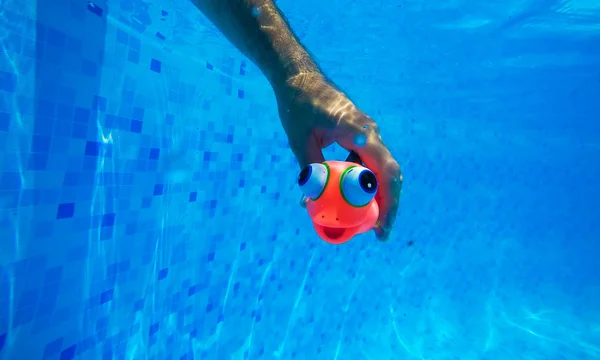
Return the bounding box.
[353,133,367,147]
[251,7,260,17]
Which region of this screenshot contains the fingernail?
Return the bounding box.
[299,195,308,207]
[376,227,391,241]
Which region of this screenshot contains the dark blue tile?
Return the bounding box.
[0,333,6,352]
[0,112,10,131]
[0,71,17,92]
[149,322,159,336]
[189,192,197,202]
[206,62,213,70]
[56,203,75,219]
[87,2,103,16]
[148,148,159,160]
[153,184,164,196]
[237,89,244,99]
[165,113,174,125]
[130,120,142,133]
[85,141,101,156]
[100,289,113,304]
[101,213,116,227]
[156,32,165,40]
[158,268,168,280]
[150,58,161,73]
[60,345,77,360]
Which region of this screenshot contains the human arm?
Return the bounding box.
[190,0,319,87]
[191,0,402,240]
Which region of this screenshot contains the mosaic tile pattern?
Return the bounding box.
[1,0,599,359]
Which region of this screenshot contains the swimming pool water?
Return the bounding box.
[1,0,599,359]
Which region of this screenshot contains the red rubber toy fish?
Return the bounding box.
[298,152,379,244]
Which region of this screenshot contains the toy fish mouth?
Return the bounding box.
[313,224,358,244]
[322,226,347,240]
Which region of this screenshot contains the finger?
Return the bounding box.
[289,131,325,169]
[337,121,402,241]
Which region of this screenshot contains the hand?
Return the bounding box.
[274,72,403,241]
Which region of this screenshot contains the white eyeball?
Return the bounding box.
[298,163,329,200]
[340,166,378,207]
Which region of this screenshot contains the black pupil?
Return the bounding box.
[298,166,311,186]
[359,170,377,193]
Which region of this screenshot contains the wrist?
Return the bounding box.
[270,49,320,87]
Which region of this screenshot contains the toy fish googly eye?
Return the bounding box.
[298,163,330,200]
[340,166,378,207]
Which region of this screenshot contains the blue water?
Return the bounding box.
[1,0,599,359]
